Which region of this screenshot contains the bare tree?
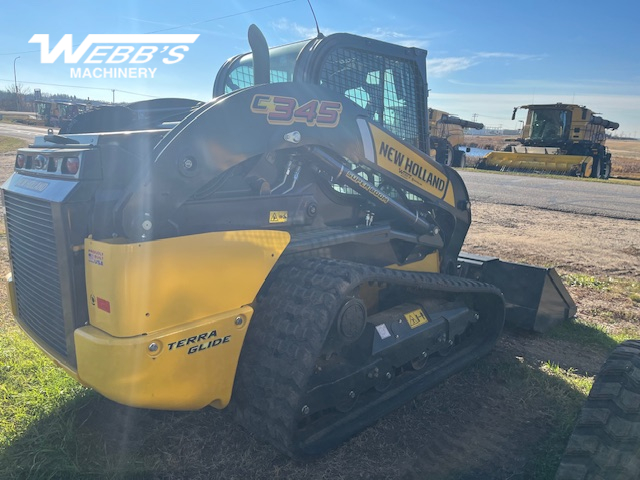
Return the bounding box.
[2,84,32,111]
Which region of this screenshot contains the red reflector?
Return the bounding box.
[63,157,80,175]
[97,297,111,313]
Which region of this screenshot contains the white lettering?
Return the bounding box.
[107,46,135,64]
[30,34,94,64]
[29,34,199,64]
[68,66,162,79]
[85,45,113,64]
[163,45,189,64]
[131,46,157,64]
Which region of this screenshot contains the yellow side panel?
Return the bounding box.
[388,251,440,273]
[367,123,456,207]
[85,230,290,338]
[483,151,592,173]
[75,306,252,410]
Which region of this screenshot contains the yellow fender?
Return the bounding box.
[75,230,290,410]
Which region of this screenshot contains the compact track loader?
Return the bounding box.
[477,103,619,178]
[429,108,483,168]
[2,26,575,456]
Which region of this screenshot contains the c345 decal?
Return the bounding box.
[251,94,342,127]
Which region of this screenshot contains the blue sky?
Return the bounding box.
[1,0,638,136]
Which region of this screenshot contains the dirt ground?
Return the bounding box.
[466,201,640,278]
[465,202,639,334]
[0,144,639,478]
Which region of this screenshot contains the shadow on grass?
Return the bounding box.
[547,317,621,353]
[0,333,595,480]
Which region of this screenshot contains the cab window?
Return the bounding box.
[223,41,307,93]
[319,47,427,150]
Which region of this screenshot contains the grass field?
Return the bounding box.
[0,137,27,154]
[0,111,39,125]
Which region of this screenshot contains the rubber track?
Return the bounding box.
[230,257,504,456]
[556,340,640,480]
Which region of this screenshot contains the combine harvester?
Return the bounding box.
[477,103,618,179]
[428,108,483,168]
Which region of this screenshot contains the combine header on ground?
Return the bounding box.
[429,108,483,168]
[477,103,618,179]
[2,25,576,456]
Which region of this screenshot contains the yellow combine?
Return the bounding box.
[477,103,619,179]
[428,108,483,167]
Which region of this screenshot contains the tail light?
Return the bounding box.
[62,157,80,175]
[15,154,26,169]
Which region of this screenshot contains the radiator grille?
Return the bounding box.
[4,192,67,357]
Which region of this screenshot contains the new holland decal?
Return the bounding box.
[251,94,342,127]
[367,123,449,199]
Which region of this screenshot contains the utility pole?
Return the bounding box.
[112,89,115,104]
[13,56,20,111]
[472,113,478,123]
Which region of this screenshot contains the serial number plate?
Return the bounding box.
[404,309,429,329]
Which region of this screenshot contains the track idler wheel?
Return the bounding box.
[336,298,367,343]
[410,351,429,370]
[371,367,395,392]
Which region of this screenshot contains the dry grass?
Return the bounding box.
[607,139,640,178]
[0,137,27,155]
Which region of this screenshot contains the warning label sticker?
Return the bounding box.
[269,211,288,224]
[88,249,104,266]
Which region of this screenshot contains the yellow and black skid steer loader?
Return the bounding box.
[477,103,618,179]
[2,25,575,456]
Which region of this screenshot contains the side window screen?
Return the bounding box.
[225,63,293,94]
[320,47,426,150]
[344,87,369,109]
[222,41,307,94]
[227,65,254,92]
